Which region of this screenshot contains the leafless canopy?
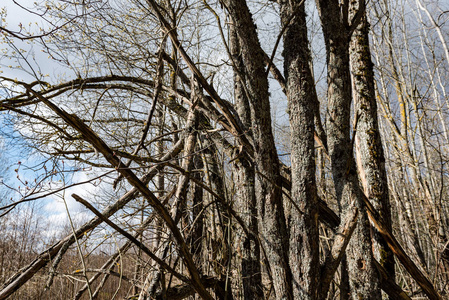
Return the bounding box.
[1,0,448,299]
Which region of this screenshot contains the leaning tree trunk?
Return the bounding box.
[349,10,395,283]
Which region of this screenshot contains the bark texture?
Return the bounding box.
[350,13,395,281]
[315,0,382,298]
[280,1,319,299]
[229,25,263,300]
[222,1,292,298]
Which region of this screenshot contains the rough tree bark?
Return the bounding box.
[1,0,445,298]
[279,0,319,299]
[315,0,382,298]
[229,24,263,300]
[221,1,292,299]
[349,10,395,282]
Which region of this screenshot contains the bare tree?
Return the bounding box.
[0,0,446,299]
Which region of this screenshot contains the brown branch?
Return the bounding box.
[112,37,167,188]
[142,0,252,154]
[0,139,184,300]
[22,84,212,299]
[149,277,222,300]
[362,193,442,299]
[319,206,359,298]
[375,260,411,300]
[72,194,188,283]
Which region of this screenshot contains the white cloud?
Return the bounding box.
[40,170,105,237]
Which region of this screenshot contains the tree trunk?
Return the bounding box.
[222,1,292,298]
[350,12,395,282]
[229,24,263,300]
[280,1,319,299]
[315,0,382,298]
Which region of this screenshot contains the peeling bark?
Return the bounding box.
[350,11,395,282]
[315,0,382,298]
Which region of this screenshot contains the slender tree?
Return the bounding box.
[0,0,445,299]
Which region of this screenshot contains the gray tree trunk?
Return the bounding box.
[350,12,395,282]
[315,0,382,298]
[229,24,263,300]
[222,1,292,298]
[280,1,319,299]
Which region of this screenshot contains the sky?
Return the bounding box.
[0,1,99,238]
[0,0,321,241]
[1,0,75,82]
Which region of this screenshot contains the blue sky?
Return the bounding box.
[0,0,95,235]
[0,0,316,239]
